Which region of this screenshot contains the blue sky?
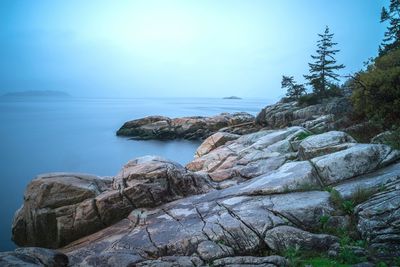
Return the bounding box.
[0,0,388,99]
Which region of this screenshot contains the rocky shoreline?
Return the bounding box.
[2,97,400,266]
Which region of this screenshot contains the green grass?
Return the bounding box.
[351,187,376,206]
[296,131,314,141]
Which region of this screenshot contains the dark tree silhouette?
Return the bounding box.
[281,75,306,99]
[380,0,400,54]
[304,26,345,97]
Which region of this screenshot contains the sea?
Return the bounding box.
[0,96,272,251]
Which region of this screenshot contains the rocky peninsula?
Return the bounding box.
[2,97,400,266]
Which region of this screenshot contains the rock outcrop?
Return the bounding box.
[255,97,353,133]
[9,128,400,266]
[12,158,212,249]
[116,112,259,140]
[187,127,313,183]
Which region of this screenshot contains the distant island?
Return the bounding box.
[223,96,242,99]
[2,90,70,98]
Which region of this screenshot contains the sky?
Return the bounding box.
[0,0,388,99]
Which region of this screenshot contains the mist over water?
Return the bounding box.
[0,96,270,250]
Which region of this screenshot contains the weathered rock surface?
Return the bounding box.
[187,127,310,183]
[195,132,240,158]
[116,112,258,140]
[356,179,400,261]
[311,144,400,185]
[13,157,212,249]
[212,255,288,267]
[298,131,356,160]
[371,130,395,144]
[255,97,353,133]
[264,225,339,253]
[12,173,112,248]
[60,189,335,266]
[10,127,400,266]
[0,247,68,267]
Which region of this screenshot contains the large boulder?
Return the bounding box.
[298,131,356,160]
[12,157,212,249]
[311,144,400,185]
[116,112,256,140]
[112,156,212,207]
[12,173,111,248]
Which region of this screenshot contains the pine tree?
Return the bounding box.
[380,0,400,54]
[304,26,345,97]
[281,75,306,99]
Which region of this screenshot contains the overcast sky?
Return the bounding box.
[0,0,387,99]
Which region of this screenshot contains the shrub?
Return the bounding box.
[298,93,320,107]
[341,200,355,215]
[328,188,343,208]
[350,47,400,129]
[296,131,314,141]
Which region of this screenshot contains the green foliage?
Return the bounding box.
[282,246,361,267]
[304,26,345,97]
[380,0,400,54]
[341,200,355,215]
[376,262,388,267]
[296,131,314,140]
[384,127,400,150]
[297,87,343,107]
[282,75,306,100]
[328,188,343,209]
[298,93,320,107]
[284,246,301,266]
[337,246,363,265]
[350,47,400,128]
[319,215,330,231]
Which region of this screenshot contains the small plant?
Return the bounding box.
[341,200,355,215]
[353,239,367,248]
[284,246,301,266]
[329,188,343,208]
[378,184,387,192]
[350,187,376,206]
[296,131,314,141]
[337,246,362,265]
[319,215,330,230]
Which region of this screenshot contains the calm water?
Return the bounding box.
[0,97,271,251]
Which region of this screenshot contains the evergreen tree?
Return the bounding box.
[380,0,400,54]
[304,26,345,97]
[281,75,306,99]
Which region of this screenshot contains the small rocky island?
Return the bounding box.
[223,96,242,100]
[3,96,400,266]
[2,90,70,98]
